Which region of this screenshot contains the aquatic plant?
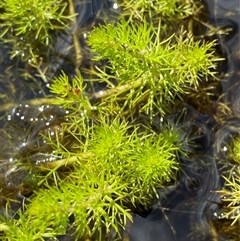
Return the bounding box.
[232,138,240,164]
[218,167,240,226]
[217,137,240,226]
[0,73,182,240]
[0,0,225,240]
[119,0,194,21]
[0,0,73,60]
[87,18,219,118]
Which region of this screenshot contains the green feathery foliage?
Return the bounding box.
[214,134,240,229]
[87,18,219,118]
[0,0,223,240]
[1,93,181,240]
[119,0,194,21]
[218,167,240,226]
[218,137,240,226]
[232,137,240,164]
[0,70,185,240]
[0,0,72,59]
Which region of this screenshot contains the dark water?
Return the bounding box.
[204,0,240,118]
[0,0,240,240]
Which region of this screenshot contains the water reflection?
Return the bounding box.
[204,0,240,118]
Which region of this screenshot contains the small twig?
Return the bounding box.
[158,201,176,236]
[29,49,48,83]
[0,97,56,113]
[68,0,82,77]
[90,79,143,100]
[35,152,95,170]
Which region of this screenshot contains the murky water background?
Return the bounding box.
[0,0,240,240]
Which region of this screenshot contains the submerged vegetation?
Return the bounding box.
[1,117,182,240]
[87,18,218,118]
[0,0,239,240]
[232,137,240,164]
[218,138,240,227]
[219,167,240,226]
[0,0,72,58]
